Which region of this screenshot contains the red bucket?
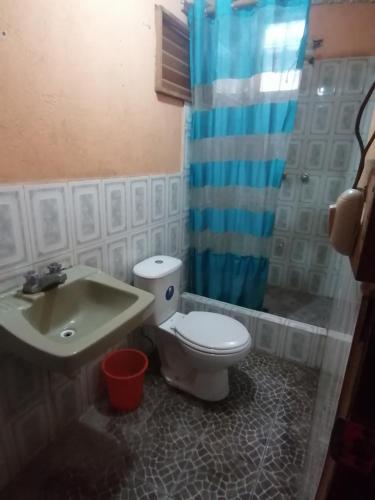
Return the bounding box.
[101,349,149,411]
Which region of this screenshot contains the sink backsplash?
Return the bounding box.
[0,171,188,489]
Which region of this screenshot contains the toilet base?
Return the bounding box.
[161,366,229,402]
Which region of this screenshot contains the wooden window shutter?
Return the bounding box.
[155,5,191,102]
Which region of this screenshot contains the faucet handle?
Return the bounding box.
[47,262,63,274]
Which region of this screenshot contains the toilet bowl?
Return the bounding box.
[133,256,252,401]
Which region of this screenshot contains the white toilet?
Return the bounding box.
[133,255,252,401]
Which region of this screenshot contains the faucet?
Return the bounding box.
[22,262,68,294]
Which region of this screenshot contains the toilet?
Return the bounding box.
[133,256,252,401]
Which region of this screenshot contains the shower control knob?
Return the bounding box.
[301,173,310,183]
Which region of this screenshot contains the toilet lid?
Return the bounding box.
[175,312,250,352]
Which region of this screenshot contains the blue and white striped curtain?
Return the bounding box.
[188,0,310,309]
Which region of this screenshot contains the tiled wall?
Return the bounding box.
[0,171,188,489]
[269,56,375,297]
[0,173,189,292]
[180,293,326,370]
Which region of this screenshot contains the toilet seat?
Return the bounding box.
[175,311,251,355]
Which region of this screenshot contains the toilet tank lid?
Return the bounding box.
[133,255,182,279]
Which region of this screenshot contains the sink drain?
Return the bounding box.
[60,328,76,339]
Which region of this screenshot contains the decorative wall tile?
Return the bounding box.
[316,209,329,238]
[1,356,44,418]
[328,140,352,172]
[150,225,166,256]
[181,216,190,252]
[103,180,128,237]
[130,177,149,228]
[343,59,367,95]
[308,270,326,296]
[304,140,327,171]
[70,181,102,246]
[310,102,333,134]
[0,267,32,294]
[76,244,106,270]
[293,103,307,134]
[268,263,285,287]
[52,378,83,429]
[168,175,181,217]
[283,324,312,364]
[295,208,314,235]
[107,237,128,282]
[182,175,190,213]
[25,184,71,261]
[12,402,50,464]
[286,266,304,290]
[0,186,31,271]
[151,176,166,223]
[299,63,313,97]
[255,315,286,356]
[316,60,340,97]
[275,205,293,231]
[286,140,302,169]
[299,175,321,204]
[312,241,331,268]
[131,230,149,268]
[271,235,288,261]
[335,101,360,134]
[279,174,297,202]
[167,221,180,257]
[323,177,344,205]
[291,239,309,265]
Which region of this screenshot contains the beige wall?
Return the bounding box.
[0,0,185,183]
[1,1,374,183]
[310,4,375,60]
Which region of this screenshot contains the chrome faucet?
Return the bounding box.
[22,262,68,294]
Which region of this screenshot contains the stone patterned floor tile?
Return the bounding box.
[171,435,261,499]
[0,351,318,500]
[252,469,300,500]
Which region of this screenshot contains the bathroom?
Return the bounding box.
[1,0,375,498]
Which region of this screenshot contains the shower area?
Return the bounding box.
[182,1,375,497]
[264,56,375,328]
[186,54,375,329]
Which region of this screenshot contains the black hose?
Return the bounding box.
[353,80,375,189]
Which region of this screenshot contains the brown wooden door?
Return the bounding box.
[316,288,375,500]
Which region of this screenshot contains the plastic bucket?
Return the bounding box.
[101,349,149,412]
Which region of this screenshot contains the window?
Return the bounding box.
[155,5,191,102]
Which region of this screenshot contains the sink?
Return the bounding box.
[0,266,154,374]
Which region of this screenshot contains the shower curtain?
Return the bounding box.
[188,0,310,309]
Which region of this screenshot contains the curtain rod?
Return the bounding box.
[182,0,257,16]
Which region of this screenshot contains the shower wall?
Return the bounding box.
[269,56,375,298]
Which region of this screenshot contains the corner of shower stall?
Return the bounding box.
[180,56,375,500]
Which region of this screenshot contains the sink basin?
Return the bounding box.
[0,266,154,374]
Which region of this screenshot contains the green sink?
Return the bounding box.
[0,266,154,374]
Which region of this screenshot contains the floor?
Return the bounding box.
[264,286,333,328]
[1,352,318,500]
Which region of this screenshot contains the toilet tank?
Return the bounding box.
[133,256,182,325]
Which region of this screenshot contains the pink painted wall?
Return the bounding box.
[310,4,375,60]
[0,0,185,183]
[1,1,374,183]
